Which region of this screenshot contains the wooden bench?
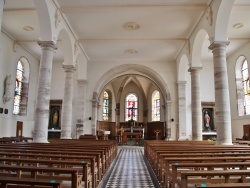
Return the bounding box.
[0,176,62,188]
[1,148,104,182]
[0,164,82,188]
[170,162,250,188]
[195,183,250,187]
[0,157,90,188]
[0,139,118,188]
[180,170,250,188]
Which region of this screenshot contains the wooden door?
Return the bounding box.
[16,121,23,137]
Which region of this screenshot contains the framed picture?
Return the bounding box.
[48,100,62,129]
[201,102,215,132]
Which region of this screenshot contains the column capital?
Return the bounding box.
[188,66,202,72]
[37,41,58,50]
[62,64,76,72]
[91,99,99,108]
[208,41,230,50]
[177,81,187,85]
[77,79,87,84]
[166,100,172,106]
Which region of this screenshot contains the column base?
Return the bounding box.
[178,137,189,141]
[216,141,233,145]
[165,137,174,141]
[32,139,49,143]
[60,137,72,139]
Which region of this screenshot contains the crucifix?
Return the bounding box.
[128,106,135,120]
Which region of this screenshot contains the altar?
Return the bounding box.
[122,132,142,144]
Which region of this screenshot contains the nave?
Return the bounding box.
[101,146,160,188]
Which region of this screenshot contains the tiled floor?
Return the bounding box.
[102,146,160,188]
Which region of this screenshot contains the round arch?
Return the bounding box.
[93,64,171,103]
[57,29,74,65]
[214,0,235,41]
[191,29,209,67]
[33,0,54,41]
[178,54,189,81]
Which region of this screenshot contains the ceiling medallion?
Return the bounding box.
[233,23,244,29]
[125,49,138,54]
[23,26,34,31]
[123,22,140,30]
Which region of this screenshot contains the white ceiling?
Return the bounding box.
[2,0,250,63]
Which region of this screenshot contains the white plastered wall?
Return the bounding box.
[227,42,250,140]
[0,32,40,137]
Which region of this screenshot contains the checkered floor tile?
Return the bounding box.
[103,148,159,188]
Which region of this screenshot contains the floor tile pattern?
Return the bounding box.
[104,148,156,188]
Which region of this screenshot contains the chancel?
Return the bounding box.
[1,1,250,188]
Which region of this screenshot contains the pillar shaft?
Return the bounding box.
[75,79,87,137]
[209,41,232,145]
[165,101,173,140]
[178,81,188,140]
[60,64,75,139]
[189,67,202,140]
[33,41,57,143]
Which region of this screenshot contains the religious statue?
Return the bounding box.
[3,74,13,103]
[118,126,125,143]
[53,111,59,125]
[204,111,211,131]
[154,129,161,140]
[119,126,125,137]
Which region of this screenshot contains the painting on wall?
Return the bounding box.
[48,100,62,129]
[201,102,215,132]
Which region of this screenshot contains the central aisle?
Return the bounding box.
[102,147,159,188]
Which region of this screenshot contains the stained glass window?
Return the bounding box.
[13,61,24,115]
[125,93,138,121]
[103,91,109,121]
[152,90,160,121]
[242,59,250,115]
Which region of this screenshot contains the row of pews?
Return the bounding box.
[0,136,33,143]
[144,140,250,188]
[0,138,118,188]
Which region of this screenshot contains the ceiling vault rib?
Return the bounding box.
[59,5,208,13]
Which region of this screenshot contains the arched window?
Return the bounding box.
[103,91,109,121]
[13,57,30,115]
[125,93,138,121]
[235,56,250,116]
[152,90,160,121]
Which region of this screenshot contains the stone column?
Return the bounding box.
[165,101,173,140]
[115,103,120,135]
[91,92,99,135]
[33,41,57,143]
[188,67,202,140]
[0,0,5,31]
[209,41,232,145]
[60,64,75,139]
[75,79,87,137]
[178,81,188,140]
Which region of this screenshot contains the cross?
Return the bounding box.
[127,106,135,120]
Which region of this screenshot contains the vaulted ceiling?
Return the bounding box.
[2,0,250,63]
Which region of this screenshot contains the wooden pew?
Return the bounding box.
[195,183,250,188]
[0,139,118,188]
[0,164,81,188]
[0,157,90,188]
[180,170,250,188]
[170,162,250,188]
[0,151,98,188]
[0,176,62,188]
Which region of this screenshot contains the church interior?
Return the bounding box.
[1,0,250,187]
